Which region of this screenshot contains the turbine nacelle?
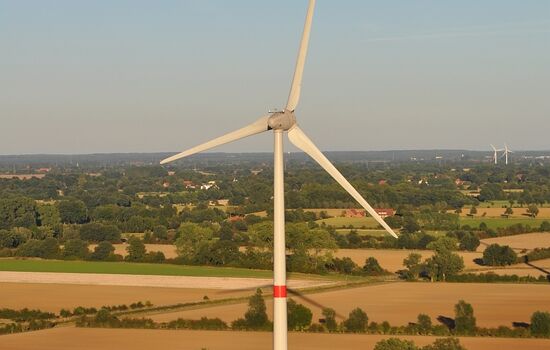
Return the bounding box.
[268,110,296,131]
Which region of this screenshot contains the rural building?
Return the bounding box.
[374,208,395,218]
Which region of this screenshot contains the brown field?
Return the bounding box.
[473,258,550,277]
[478,233,550,252]
[148,282,550,328]
[334,249,483,272]
[452,207,550,218]
[0,282,248,312]
[2,327,550,350]
[89,244,179,258]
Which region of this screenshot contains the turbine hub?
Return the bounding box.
[268,110,296,131]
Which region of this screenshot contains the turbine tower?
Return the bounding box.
[502,144,513,165]
[160,1,398,349]
[490,144,503,165]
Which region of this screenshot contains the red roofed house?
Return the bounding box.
[374,208,395,218]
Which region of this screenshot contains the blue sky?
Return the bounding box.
[1,0,549,154]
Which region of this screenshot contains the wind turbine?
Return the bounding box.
[160,1,398,349]
[490,144,503,165]
[501,144,513,165]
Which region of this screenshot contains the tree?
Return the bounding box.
[427,237,458,252]
[16,238,59,259]
[527,205,539,218]
[62,239,89,260]
[504,206,513,216]
[374,338,418,350]
[422,338,466,350]
[79,223,121,243]
[454,300,476,335]
[458,233,480,251]
[322,308,337,332]
[232,289,270,330]
[343,307,368,333]
[403,253,423,280]
[37,204,61,228]
[126,237,146,262]
[175,223,214,262]
[362,257,386,276]
[469,206,477,216]
[0,196,37,229]
[402,216,421,233]
[530,311,550,337]
[417,314,432,334]
[287,299,312,330]
[482,244,517,266]
[57,199,88,224]
[90,241,116,261]
[424,250,464,282]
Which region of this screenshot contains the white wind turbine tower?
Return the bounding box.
[502,144,513,165]
[490,144,503,165]
[160,1,398,349]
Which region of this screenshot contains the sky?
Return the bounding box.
[1,0,549,155]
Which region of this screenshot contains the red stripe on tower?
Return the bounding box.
[273,285,287,298]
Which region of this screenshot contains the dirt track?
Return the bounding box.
[0,271,332,290]
[2,328,550,350]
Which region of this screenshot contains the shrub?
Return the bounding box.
[482,244,517,266]
[374,338,418,350]
[343,307,368,333]
[287,299,313,331]
[531,311,550,337]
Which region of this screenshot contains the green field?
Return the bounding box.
[335,229,388,237]
[459,217,549,230]
[317,216,380,228]
[0,259,274,279]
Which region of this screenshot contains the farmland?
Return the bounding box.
[478,232,550,252]
[3,328,550,350]
[0,259,274,278]
[145,282,550,328]
[0,282,248,312]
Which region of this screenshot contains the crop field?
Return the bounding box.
[456,207,550,218]
[333,249,483,272]
[3,328,550,350]
[459,217,549,230]
[474,259,550,277]
[478,232,550,252]
[0,259,275,278]
[89,243,179,259]
[0,282,247,312]
[147,282,550,328]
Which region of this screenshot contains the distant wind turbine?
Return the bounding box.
[159,1,398,349]
[490,144,503,165]
[501,144,513,165]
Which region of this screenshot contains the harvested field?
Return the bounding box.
[334,249,483,272]
[0,282,247,313]
[89,243,179,258]
[454,207,550,219]
[2,327,550,350]
[478,232,550,252]
[474,258,550,277]
[149,282,550,328]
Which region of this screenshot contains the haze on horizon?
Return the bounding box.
[1,0,549,155]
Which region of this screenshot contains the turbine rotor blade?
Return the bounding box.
[160,116,270,164]
[286,0,316,112]
[287,126,398,238]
